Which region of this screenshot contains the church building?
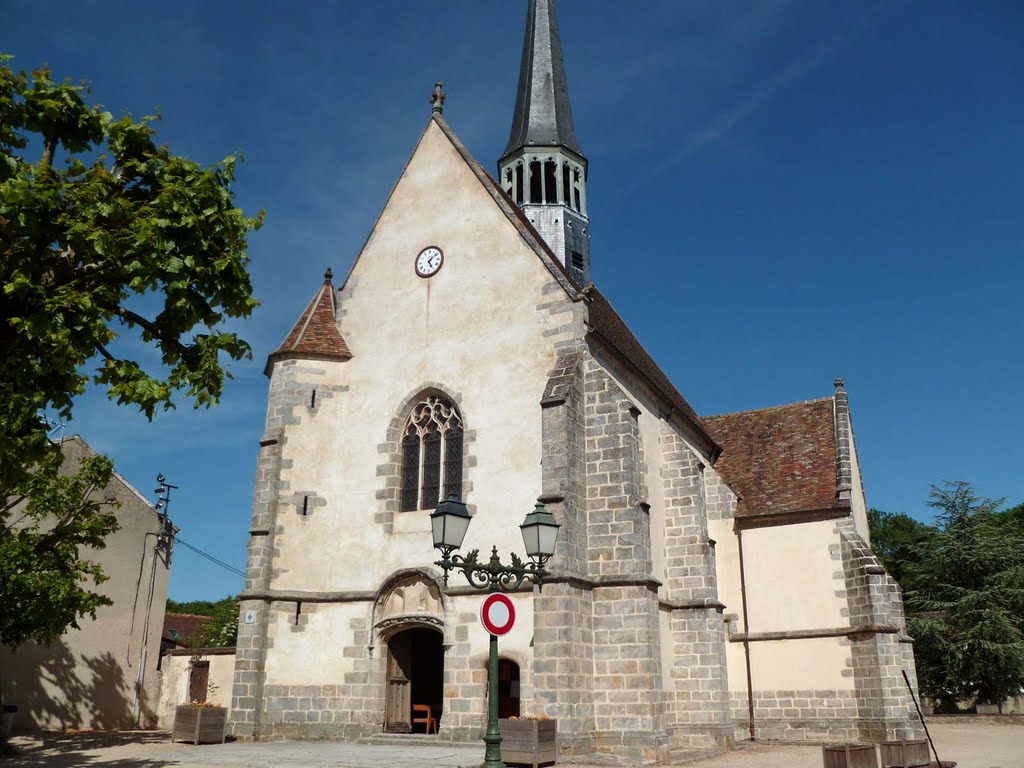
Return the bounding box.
[230,1,922,759]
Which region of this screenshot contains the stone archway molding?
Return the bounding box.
[369,567,450,656]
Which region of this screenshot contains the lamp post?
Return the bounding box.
[431,495,560,768]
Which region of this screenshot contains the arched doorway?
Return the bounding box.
[384,627,444,733]
[498,659,521,718]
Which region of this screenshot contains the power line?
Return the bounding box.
[174,535,246,578]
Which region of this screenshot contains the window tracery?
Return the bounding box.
[400,395,464,512]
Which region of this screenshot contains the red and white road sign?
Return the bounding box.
[480,593,515,636]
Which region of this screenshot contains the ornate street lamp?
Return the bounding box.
[431,495,560,768]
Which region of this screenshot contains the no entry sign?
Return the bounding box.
[480,593,515,636]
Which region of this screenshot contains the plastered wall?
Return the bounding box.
[0,438,169,731]
[156,651,235,728]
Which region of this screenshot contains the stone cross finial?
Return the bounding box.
[324,267,334,283]
[430,81,446,114]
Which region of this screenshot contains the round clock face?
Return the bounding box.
[415,246,444,278]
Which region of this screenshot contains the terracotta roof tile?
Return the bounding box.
[162,613,212,647]
[266,270,352,375]
[703,397,841,518]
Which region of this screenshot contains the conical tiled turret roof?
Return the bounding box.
[265,269,352,376]
[502,0,582,159]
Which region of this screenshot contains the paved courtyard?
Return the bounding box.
[3,719,1021,768]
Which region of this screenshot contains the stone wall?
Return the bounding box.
[230,359,346,740]
[837,519,923,741]
[582,361,668,762]
[659,422,732,749]
[730,688,861,743]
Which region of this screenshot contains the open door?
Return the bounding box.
[385,632,413,732]
[384,627,444,734]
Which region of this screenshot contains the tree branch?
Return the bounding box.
[112,307,187,355]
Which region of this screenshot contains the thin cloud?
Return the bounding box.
[654,0,909,175]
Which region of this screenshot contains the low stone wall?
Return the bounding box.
[730,689,862,743]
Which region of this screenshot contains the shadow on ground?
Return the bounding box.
[2,730,175,767]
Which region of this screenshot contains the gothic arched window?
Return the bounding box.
[400,395,464,512]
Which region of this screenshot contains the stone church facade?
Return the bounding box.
[229,1,922,759]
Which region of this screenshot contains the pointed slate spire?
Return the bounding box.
[498,0,591,285]
[503,0,582,159]
[265,269,352,376]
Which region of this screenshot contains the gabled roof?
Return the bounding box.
[584,287,719,457]
[703,397,845,519]
[63,435,161,515]
[335,113,717,454]
[162,613,212,647]
[432,115,583,297]
[503,0,583,160]
[433,115,717,453]
[265,269,352,376]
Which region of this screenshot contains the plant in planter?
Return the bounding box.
[172,656,227,744]
[498,716,556,768]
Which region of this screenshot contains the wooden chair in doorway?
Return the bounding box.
[412,703,438,734]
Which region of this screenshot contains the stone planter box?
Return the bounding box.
[822,743,878,768]
[499,718,556,767]
[880,739,930,768]
[171,705,227,745]
[975,703,999,715]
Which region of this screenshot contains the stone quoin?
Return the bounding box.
[229,0,923,759]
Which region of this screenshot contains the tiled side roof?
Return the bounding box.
[703,397,842,518]
[585,287,719,458]
[265,271,352,376]
[162,613,212,647]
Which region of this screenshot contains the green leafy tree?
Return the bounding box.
[165,595,239,648]
[867,507,935,589]
[0,453,119,647]
[0,55,262,493]
[192,596,239,648]
[904,482,1024,708]
[166,598,221,617]
[0,55,261,647]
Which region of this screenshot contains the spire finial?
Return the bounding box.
[324,267,334,283]
[834,377,845,390]
[430,82,446,114]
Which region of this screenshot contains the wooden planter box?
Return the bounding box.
[880,739,930,768]
[499,718,557,768]
[172,705,227,745]
[822,743,878,768]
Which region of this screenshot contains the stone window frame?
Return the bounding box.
[375,384,477,534]
[400,394,464,512]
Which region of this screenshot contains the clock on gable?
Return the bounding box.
[415,246,444,278]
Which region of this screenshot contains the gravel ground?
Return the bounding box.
[2,718,1020,768]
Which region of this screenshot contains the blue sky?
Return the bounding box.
[6,1,1022,601]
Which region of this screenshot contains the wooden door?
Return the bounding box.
[188,661,210,704]
[384,633,413,732]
